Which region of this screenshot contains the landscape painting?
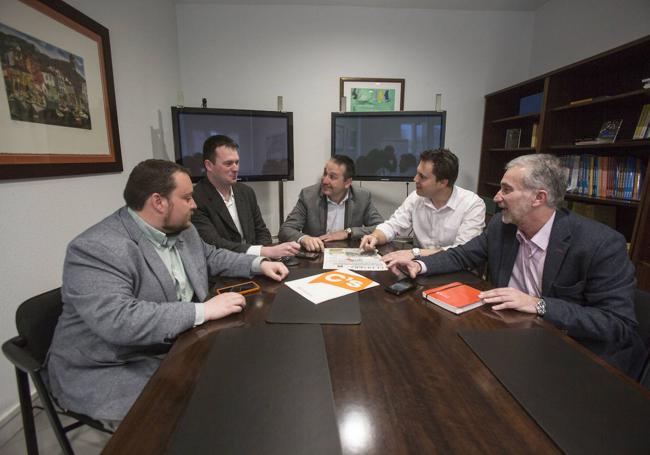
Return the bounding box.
[0,21,91,129]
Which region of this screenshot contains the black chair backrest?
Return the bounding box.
[634,288,650,349]
[15,288,63,365]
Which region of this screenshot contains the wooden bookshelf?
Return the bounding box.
[477,35,650,291]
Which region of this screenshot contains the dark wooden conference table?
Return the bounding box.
[102,242,641,454]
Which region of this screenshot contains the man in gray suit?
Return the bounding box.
[385,154,646,378]
[192,134,300,258]
[278,155,384,252]
[46,159,288,428]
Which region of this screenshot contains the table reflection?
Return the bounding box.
[339,405,374,453]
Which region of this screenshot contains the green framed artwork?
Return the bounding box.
[339,77,404,112]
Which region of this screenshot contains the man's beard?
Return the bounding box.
[161,218,189,235]
[162,204,191,235]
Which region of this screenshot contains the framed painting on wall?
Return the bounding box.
[339,77,404,112]
[0,0,122,180]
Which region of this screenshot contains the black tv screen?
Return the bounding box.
[171,107,293,182]
[332,111,446,181]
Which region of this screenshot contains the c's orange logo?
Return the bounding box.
[310,271,373,291]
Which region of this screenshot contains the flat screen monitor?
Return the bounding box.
[171,107,293,182]
[331,111,446,181]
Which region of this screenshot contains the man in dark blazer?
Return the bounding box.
[278,155,384,252]
[47,160,289,428]
[385,154,646,378]
[192,135,300,258]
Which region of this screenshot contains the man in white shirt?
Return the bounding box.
[360,149,485,261]
[192,135,300,258]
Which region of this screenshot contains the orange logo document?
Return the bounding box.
[285,268,379,304]
[309,270,375,291]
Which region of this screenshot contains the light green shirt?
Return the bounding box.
[128,209,204,325]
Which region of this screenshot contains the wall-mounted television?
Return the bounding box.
[331,111,446,182]
[171,107,294,182]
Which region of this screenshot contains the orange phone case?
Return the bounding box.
[215,281,261,296]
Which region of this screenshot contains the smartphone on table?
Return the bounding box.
[215,281,261,296]
[384,278,416,296]
[295,250,320,260]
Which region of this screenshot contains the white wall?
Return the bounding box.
[176,5,536,227]
[0,0,180,432]
[530,0,650,76]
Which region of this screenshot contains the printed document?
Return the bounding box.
[323,248,387,271]
[285,268,379,304]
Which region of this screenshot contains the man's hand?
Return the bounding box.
[319,231,348,242]
[478,287,539,314]
[260,260,289,281]
[382,256,422,279]
[381,249,414,263]
[359,234,379,252]
[261,242,301,258]
[300,236,325,252]
[203,292,246,321]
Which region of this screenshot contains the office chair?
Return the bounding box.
[2,288,112,455]
[634,288,650,388]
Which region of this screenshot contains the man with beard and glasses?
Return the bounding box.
[278,155,384,252]
[46,159,289,430]
[384,154,646,378]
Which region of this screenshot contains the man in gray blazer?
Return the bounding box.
[278,155,384,252]
[385,154,646,378]
[192,135,300,258]
[46,160,288,428]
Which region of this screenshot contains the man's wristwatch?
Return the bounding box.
[536,298,546,316]
[345,227,353,239]
[411,247,421,259]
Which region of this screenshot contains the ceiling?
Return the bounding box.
[172,0,550,12]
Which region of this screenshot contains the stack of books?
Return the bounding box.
[561,155,645,201]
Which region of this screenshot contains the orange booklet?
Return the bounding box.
[421,282,483,315]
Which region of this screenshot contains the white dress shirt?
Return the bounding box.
[376,185,486,250]
[219,187,262,256]
[326,191,349,233]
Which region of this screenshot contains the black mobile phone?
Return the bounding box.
[384,278,416,296]
[295,251,320,260]
[279,256,300,267]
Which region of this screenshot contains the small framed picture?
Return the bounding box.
[505,128,522,149]
[340,77,405,112]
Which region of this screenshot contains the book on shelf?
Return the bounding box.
[530,122,538,148]
[422,282,483,315]
[504,128,521,149]
[633,104,650,139]
[561,154,645,201]
[569,97,593,106]
[568,96,609,106]
[518,92,543,115]
[574,119,623,145]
